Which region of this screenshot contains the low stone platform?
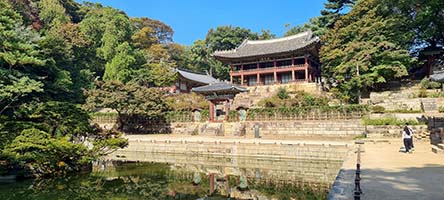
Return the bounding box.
[120,134,353,161]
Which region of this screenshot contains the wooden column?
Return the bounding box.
[225,99,229,121]
[240,64,244,85]
[304,55,308,81]
[273,60,277,83]
[230,64,233,83]
[256,63,260,85]
[209,100,215,122]
[291,58,295,81]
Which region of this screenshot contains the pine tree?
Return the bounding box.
[321,0,415,102]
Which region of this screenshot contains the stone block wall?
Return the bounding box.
[365,125,428,139]
[160,120,366,138]
[111,150,344,185]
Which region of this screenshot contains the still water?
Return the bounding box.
[0,154,341,200]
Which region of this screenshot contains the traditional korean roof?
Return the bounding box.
[191,82,248,94]
[430,72,444,83]
[212,31,319,60]
[175,68,217,84]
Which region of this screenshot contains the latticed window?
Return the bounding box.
[281,73,292,84]
[264,74,274,85]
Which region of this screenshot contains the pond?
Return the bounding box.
[0,154,341,200]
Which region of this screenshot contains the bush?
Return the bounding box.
[418,89,428,98]
[277,88,290,99]
[420,78,441,89]
[371,105,385,113]
[258,91,329,108]
[165,93,208,111]
[362,117,425,126]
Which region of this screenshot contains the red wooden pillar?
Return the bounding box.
[240,64,244,85]
[209,100,215,122]
[273,60,277,83]
[224,99,229,121]
[291,58,295,82]
[209,173,215,195]
[304,55,308,81]
[230,64,233,83]
[256,63,260,85]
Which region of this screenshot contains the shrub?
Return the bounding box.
[371,105,385,113]
[277,87,290,99]
[418,89,428,98]
[362,117,426,126]
[420,78,441,89]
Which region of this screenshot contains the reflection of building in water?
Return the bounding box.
[110,152,342,188]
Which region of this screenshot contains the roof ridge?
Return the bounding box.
[247,30,313,44]
[176,68,209,76]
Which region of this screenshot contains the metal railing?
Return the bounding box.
[354,141,364,200]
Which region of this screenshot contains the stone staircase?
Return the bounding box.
[430,128,444,154]
[421,99,438,112]
[224,123,246,136]
[431,143,444,154]
[230,83,321,110]
[230,86,275,109]
[200,123,224,136]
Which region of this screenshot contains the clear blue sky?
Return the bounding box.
[79,0,326,45]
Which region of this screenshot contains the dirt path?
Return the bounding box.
[360,139,444,200]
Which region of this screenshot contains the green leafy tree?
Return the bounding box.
[394,0,444,50]
[0,76,43,114]
[285,0,355,37]
[103,42,136,82]
[321,0,415,102]
[38,0,71,29]
[258,29,276,40]
[84,81,170,129]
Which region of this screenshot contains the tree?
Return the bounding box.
[38,0,71,29]
[321,0,415,102]
[285,0,356,37]
[205,26,258,52]
[103,42,136,82]
[0,76,43,114]
[131,17,174,44]
[258,29,276,40]
[393,0,444,51]
[83,81,170,129]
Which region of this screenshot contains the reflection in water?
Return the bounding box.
[0,153,339,200]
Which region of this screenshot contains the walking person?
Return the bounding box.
[405,123,414,150]
[402,124,413,153]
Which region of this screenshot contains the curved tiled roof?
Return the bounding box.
[191,82,248,94]
[212,31,319,59]
[176,68,218,84]
[430,72,444,83]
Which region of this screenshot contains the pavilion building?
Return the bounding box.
[213,31,321,86]
[173,68,217,93]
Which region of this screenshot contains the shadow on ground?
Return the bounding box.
[357,164,444,200]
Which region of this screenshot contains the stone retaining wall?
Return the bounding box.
[365,125,429,139]
[164,120,366,138]
[119,139,351,161]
